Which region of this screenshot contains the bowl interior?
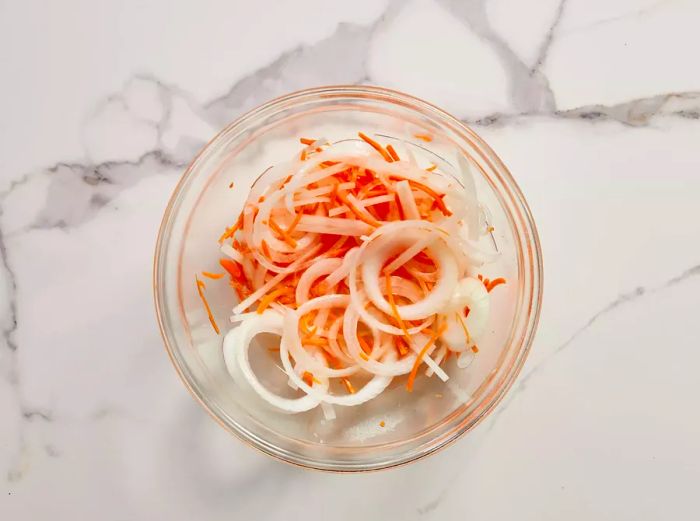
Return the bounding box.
[155,87,540,470]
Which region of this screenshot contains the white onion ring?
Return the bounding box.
[223,312,325,413]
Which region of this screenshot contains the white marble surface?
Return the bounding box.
[1,0,699,519]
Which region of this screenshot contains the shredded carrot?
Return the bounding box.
[220,258,242,279]
[455,312,472,345]
[426,164,437,172]
[301,313,317,337]
[195,277,220,335]
[406,179,452,216]
[379,421,385,428]
[268,217,298,247]
[286,210,303,235]
[337,190,382,227]
[299,137,316,145]
[229,181,234,188]
[341,377,356,394]
[406,321,446,391]
[256,287,293,314]
[358,132,393,162]
[471,345,479,353]
[304,336,329,348]
[300,149,307,161]
[358,335,372,355]
[414,133,433,142]
[394,336,409,356]
[386,144,400,161]
[261,240,271,258]
[486,277,506,292]
[202,271,225,280]
[482,278,490,289]
[302,371,314,387]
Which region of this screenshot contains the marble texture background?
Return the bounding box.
[1,0,699,519]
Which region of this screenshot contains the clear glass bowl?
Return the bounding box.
[153,86,543,471]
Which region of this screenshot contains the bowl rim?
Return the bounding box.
[153,84,543,472]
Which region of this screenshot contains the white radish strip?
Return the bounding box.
[295,258,342,304]
[323,247,360,288]
[229,312,259,323]
[345,192,380,225]
[253,263,267,290]
[223,312,324,413]
[328,205,350,217]
[253,162,350,246]
[295,215,372,236]
[293,196,331,207]
[359,194,395,207]
[395,180,420,220]
[220,243,244,263]
[409,338,449,381]
[425,344,447,377]
[384,231,439,274]
[232,245,320,314]
[300,185,334,198]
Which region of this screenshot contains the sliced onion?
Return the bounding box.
[223,312,324,413]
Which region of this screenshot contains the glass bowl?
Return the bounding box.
[153,85,543,471]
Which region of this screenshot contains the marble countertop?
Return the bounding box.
[1,0,699,519]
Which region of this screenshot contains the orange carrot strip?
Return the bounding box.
[394,336,409,356]
[256,287,293,314]
[455,312,472,345]
[471,345,479,353]
[386,144,400,161]
[220,258,242,279]
[195,277,220,335]
[385,273,412,345]
[337,190,381,227]
[261,240,271,258]
[406,321,446,392]
[229,181,234,188]
[202,271,225,280]
[358,132,393,162]
[299,137,316,145]
[341,377,356,394]
[304,336,329,348]
[379,420,386,427]
[426,164,437,172]
[286,210,304,235]
[486,277,506,292]
[302,371,314,387]
[358,336,372,355]
[414,133,433,142]
[300,149,307,161]
[268,217,298,248]
[407,179,452,216]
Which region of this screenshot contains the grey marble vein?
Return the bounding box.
[531,0,567,73]
[437,0,555,114]
[484,260,700,433]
